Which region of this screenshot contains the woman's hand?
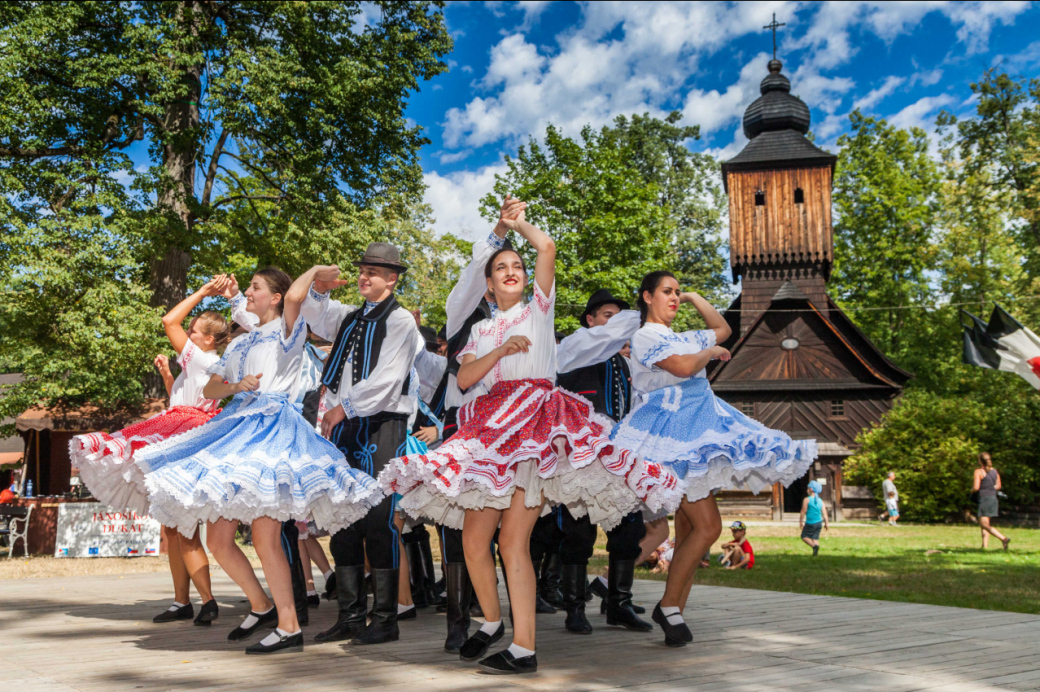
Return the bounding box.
[154,354,172,378]
[679,291,699,305]
[222,274,241,300]
[415,426,438,444]
[711,346,731,362]
[235,373,263,394]
[495,335,532,358]
[200,274,230,298]
[498,195,527,230]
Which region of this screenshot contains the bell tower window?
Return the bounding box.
[755,190,765,206]
[794,187,804,204]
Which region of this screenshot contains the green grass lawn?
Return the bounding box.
[589,522,1040,614]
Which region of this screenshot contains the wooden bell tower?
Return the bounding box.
[721,58,837,336]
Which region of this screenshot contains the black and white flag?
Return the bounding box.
[962,306,1040,389]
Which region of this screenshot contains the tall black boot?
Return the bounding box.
[443,562,472,653]
[315,566,366,642]
[541,552,564,609]
[418,532,444,607]
[561,563,592,634]
[404,540,429,608]
[605,559,653,631]
[352,568,400,645]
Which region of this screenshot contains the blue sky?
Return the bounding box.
[409,1,1040,240]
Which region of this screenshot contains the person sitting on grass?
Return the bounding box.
[649,537,675,574]
[800,480,828,555]
[719,521,754,570]
[885,490,900,526]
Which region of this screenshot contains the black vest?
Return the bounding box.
[321,294,409,397]
[557,353,631,423]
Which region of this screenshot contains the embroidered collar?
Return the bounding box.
[363,301,379,315]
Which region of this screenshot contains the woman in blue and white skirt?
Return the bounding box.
[135,267,383,655]
[611,270,817,647]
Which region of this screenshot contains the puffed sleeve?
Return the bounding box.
[205,334,246,380]
[633,327,682,371]
[342,311,423,419]
[557,310,640,374]
[280,309,308,351]
[414,348,447,403]
[229,293,258,332]
[533,278,555,316]
[177,340,219,378]
[457,322,481,363]
[445,231,504,339]
[300,284,357,342]
[681,329,717,353]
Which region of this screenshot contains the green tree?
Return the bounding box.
[0,1,451,414]
[479,113,728,332]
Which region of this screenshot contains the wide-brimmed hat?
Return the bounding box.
[581,288,631,326]
[354,242,408,273]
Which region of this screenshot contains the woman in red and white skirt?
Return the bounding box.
[381,204,677,675]
[70,275,233,626]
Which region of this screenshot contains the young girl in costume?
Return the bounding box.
[610,270,817,647]
[380,206,676,675]
[70,275,234,626]
[135,268,383,655]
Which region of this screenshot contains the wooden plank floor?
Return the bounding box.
[2,569,1039,691]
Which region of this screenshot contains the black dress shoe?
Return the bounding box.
[652,603,692,647]
[478,649,538,675]
[227,608,278,641]
[153,603,193,623]
[307,594,321,607]
[398,605,417,620]
[601,599,645,614]
[193,599,219,626]
[588,577,608,601]
[245,630,304,655]
[470,600,484,618]
[535,592,557,614]
[459,623,505,661]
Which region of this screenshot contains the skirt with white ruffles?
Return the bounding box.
[380,378,682,531]
[134,392,384,537]
[610,377,817,508]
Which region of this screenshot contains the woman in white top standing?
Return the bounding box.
[135,267,383,655]
[70,276,233,626]
[611,270,817,647]
[381,204,666,675]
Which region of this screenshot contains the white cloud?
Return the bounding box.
[909,68,943,88]
[852,76,905,111]
[437,149,472,164]
[945,1,1030,54]
[888,94,956,132]
[423,164,506,240]
[681,55,768,135]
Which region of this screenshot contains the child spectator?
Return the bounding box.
[719,521,754,570]
[800,480,828,555]
[885,490,899,526]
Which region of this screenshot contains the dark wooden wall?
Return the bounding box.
[737,266,828,335]
[726,166,833,269]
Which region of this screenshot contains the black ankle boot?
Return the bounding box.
[193,599,219,626]
[605,559,653,631]
[541,553,564,609]
[315,566,366,643]
[351,568,400,645]
[404,540,429,608]
[562,563,592,634]
[443,562,472,653]
[418,533,444,607]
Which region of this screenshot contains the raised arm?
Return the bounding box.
[681,292,731,343]
[289,265,355,341]
[501,208,554,299]
[223,274,257,332]
[161,275,231,355]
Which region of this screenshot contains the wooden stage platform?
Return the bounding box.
[3,568,1040,691]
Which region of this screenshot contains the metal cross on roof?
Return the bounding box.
[764,13,786,60]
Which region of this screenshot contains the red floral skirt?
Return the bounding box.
[70,405,219,514]
[380,379,680,530]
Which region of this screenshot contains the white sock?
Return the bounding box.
[596,575,608,587]
[507,643,535,658]
[398,603,415,615]
[365,571,370,579]
[169,601,188,611]
[479,619,502,636]
[660,605,684,626]
[306,590,318,597]
[258,627,300,646]
[324,569,334,581]
[240,605,274,630]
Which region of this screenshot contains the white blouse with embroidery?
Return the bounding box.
[629,322,717,393]
[300,286,422,419]
[205,312,309,400]
[170,340,221,412]
[458,280,557,388]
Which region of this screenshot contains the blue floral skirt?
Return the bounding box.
[610,378,816,507]
[135,392,384,537]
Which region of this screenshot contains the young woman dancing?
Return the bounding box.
[611,271,817,647]
[381,207,677,674]
[70,276,234,626]
[135,268,383,655]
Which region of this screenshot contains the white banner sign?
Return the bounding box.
[54,502,162,558]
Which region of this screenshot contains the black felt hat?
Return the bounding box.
[580,288,631,327]
[418,325,438,352]
[353,242,408,273]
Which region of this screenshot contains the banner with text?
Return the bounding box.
[54,502,161,558]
